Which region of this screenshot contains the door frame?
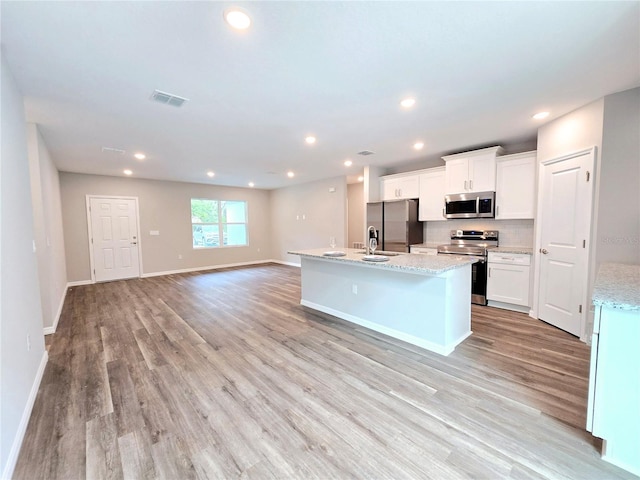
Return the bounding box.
[85,195,143,283]
[531,147,597,341]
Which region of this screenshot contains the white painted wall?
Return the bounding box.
[270,176,347,265]
[347,182,365,247]
[59,172,272,282]
[27,124,68,333]
[597,87,640,264]
[1,54,47,480]
[534,87,640,340]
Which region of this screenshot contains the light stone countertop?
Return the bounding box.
[491,246,534,255]
[592,263,640,311]
[288,248,476,275]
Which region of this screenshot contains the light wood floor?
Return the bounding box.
[14,264,633,479]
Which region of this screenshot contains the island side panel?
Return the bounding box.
[299,257,471,355]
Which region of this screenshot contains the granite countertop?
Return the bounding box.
[491,246,534,255]
[288,248,476,275]
[592,263,640,311]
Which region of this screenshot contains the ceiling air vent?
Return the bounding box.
[150,89,189,107]
[101,146,125,155]
[357,150,375,156]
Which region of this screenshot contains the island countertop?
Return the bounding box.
[288,248,476,275]
[592,262,640,311]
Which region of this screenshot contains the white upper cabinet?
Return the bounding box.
[443,146,504,194]
[418,167,446,221]
[495,151,537,219]
[380,172,420,201]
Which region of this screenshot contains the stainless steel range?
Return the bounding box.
[437,230,499,305]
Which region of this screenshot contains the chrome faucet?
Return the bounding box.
[367,226,377,254]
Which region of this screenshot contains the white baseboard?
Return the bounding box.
[270,260,300,267]
[2,350,48,480]
[140,259,275,278]
[43,286,68,335]
[301,299,467,356]
[67,279,93,287]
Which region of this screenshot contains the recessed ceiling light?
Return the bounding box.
[305,136,316,145]
[400,97,416,108]
[357,176,364,182]
[134,152,146,160]
[287,171,295,178]
[344,159,353,167]
[533,111,550,120]
[224,7,251,30]
[123,169,133,176]
[248,182,255,188]
[413,142,424,150]
[207,171,215,178]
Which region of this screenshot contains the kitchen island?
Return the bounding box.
[288,248,476,355]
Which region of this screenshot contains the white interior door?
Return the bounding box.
[537,149,594,336]
[89,197,140,282]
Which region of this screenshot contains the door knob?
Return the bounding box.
[131,242,138,245]
[540,248,548,254]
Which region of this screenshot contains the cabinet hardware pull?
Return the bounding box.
[464,180,468,190]
[470,180,473,190]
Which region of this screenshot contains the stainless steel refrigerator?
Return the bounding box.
[366,199,423,252]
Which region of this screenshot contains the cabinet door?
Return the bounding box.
[468,152,497,192]
[487,263,530,306]
[419,169,446,221]
[496,154,536,219]
[444,158,469,194]
[397,175,420,199]
[381,178,399,201]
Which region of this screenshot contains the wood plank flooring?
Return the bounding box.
[14,263,634,479]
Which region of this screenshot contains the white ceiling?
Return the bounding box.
[2,1,639,189]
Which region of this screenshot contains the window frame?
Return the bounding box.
[191,198,249,249]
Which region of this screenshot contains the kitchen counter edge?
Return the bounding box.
[592,262,640,311]
[288,248,476,275]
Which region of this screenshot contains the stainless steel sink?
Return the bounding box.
[356,250,401,257]
[361,254,389,262]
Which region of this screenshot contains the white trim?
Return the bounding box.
[67,279,94,287]
[86,195,143,282]
[301,299,470,356]
[270,260,300,267]
[487,300,530,314]
[140,259,275,278]
[43,287,68,335]
[2,350,48,480]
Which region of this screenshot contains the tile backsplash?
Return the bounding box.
[424,219,535,247]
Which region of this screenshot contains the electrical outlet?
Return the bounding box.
[178,254,183,259]
[352,284,358,295]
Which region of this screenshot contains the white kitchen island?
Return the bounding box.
[288,248,476,356]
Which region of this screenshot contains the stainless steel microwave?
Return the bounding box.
[444,191,495,219]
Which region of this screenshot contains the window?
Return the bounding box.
[191,199,248,248]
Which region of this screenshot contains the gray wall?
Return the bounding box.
[347,182,365,247]
[60,173,272,282]
[1,54,47,478]
[270,176,347,265]
[598,87,640,264]
[27,124,68,331]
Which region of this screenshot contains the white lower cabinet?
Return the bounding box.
[487,252,531,311]
[587,306,640,476]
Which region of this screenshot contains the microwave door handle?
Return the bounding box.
[476,196,480,215]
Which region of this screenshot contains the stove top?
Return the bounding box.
[437,229,499,256]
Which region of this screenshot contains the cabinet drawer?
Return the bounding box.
[411,247,437,255]
[488,252,531,266]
